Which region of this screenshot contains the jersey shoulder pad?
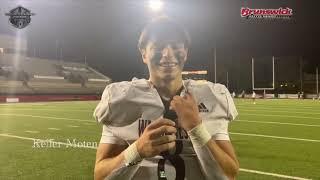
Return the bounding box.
[186,80,225,91]
[94,79,159,127]
[207,82,238,121]
[107,78,151,101]
[186,80,227,95]
[94,80,143,126]
[189,81,238,121]
[206,82,228,94]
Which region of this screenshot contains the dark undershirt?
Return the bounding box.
[157,86,184,122]
[155,86,186,180]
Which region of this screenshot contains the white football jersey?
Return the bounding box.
[94,78,238,180]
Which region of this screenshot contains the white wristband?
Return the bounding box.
[187,123,211,147]
[123,142,142,166]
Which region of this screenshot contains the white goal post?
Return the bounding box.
[252,56,275,91]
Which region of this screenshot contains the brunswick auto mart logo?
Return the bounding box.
[241,7,293,19]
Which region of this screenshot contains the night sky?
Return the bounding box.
[0,0,319,92]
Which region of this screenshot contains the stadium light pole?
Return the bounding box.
[214,47,217,83]
[56,40,59,59]
[60,47,63,61]
[300,57,303,92]
[317,67,319,96]
[272,56,275,90]
[251,57,254,90]
[226,71,229,89]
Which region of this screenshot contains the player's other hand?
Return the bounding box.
[170,92,202,131]
[136,118,177,158]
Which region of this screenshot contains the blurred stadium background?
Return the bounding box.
[0,0,320,179]
[0,34,111,103]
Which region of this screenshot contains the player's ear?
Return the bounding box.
[140,48,148,64]
[183,48,188,63]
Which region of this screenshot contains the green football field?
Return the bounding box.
[0,99,319,180]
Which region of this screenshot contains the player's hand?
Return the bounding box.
[136,118,177,158]
[170,92,201,131]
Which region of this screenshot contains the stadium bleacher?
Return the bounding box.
[0,53,111,96]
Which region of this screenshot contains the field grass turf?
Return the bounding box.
[0,99,319,179]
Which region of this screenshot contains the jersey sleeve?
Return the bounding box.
[206,82,238,121]
[93,84,112,124]
[205,82,239,141]
[224,85,238,121]
[93,81,142,126]
[100,125,128,145]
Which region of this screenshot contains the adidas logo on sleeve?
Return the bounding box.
[198,103,209,112]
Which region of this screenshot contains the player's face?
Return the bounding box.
[141,40,188,81]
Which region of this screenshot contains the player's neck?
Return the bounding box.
[149,76,183,99]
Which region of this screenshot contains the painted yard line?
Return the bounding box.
[0,133,97,149]
[236,104,320,110]
[239,168,312,180]
[24,130,39,134]
[230,132,320,142]
[239,113,320,120]
[235,119,320,127]
[2,112,319,129]
[0,103,96,108]
[0,101,97,106]
[236,101,320,104]
[32,104,95,108]
[82,123,97,126]
[0,103,47,106]
[48,128,60,131]
[0,108,93,112]
[1,112,319,129]
[50,101,98,103]
[67,125,79,128]
[238,108,320,115]
[0,133,312,179]
[0,113,94,123]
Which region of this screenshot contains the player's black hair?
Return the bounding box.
[138,16,191,50]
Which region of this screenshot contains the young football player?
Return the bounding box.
[252,91,256,104]
[232,92,236,98]
[93,17,239,180]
